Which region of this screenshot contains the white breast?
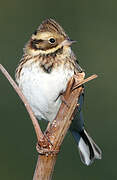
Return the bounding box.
[18,61,74,122]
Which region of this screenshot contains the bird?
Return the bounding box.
[15,18,102,165]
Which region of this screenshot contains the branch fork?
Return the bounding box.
[0,64,98,180]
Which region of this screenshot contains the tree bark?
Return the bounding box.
[33,155,57,180]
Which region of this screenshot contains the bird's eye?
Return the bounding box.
[49,38,56,44]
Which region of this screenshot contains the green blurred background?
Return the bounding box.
[0,0,116,179]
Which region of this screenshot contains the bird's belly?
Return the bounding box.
[18,64,74,122]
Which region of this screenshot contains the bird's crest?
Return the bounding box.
[37,18,67,37]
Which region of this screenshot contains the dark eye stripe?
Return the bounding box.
[30,38,58,51]
[30,39,43,49]
[33,39,43,44]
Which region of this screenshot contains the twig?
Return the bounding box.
[72,74,98,90]
[0,64,44,141]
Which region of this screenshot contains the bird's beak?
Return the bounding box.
[61,39,77,46]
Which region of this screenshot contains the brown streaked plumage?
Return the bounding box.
[37,18,67,38]
[16,18,82,80]
[16,18,102,166]
[25,18,69,53]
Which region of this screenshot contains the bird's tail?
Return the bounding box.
[71,128,102,165]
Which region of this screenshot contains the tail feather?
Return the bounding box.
[82,129,102,160]
[71,129,102,165]
[70,94,102,165]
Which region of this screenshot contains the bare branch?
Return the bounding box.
[72,74,98,90]
[0,64,98,180]
[33,72,95,180]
